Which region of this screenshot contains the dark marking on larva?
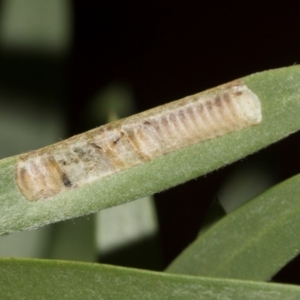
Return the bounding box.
[194,103,208,129]
[81,156,91,163]
[214,96,222,107]
[221,92,239,120]
[178,109,186,122]
[161,116,169,127]
[157,115,175,142]
[169,112,176,123]
[206,101,213,111]
[223,92,231,103]
[67,154,79,164]
[62,173,72,187]
[73,147,85,158]
[92,140,114,159]
[146,118,167,149]
[150,119,160,132]
[168,112,183,136]
[234,91,243,97]
[186,106,194,117]
[196,103,204,114]
[90,142,102,150]
[213,94,232,128]
[113,136,121,145]
[115,130,126,146]
[186,105,201,132]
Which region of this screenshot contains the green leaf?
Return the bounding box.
[166,174,300,281]
[1,66,300,235]
[199,198,227,236]
[1,258,300,300]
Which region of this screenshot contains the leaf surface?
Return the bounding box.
[166,174,300,281]
[0,66,300,235]
[1,258,300,300]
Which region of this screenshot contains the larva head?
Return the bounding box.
[230,84,262,125]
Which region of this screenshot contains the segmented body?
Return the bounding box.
[16,80,262,201]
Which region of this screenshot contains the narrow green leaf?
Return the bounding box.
[199,199,227,236]
[166,174,300,281]
[1,258,300,300]
[1,66,300,235]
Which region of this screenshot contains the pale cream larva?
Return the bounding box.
[16,80,262,201]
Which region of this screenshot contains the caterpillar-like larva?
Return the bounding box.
[16,80,262,201]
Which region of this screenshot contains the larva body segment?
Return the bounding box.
[15,80,262,201]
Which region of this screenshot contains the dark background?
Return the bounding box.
[1,1,300,283]
[69,1,300,283]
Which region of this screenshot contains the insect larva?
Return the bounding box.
[15,80,262,201]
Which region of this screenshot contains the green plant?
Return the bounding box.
[1,65,300,299]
